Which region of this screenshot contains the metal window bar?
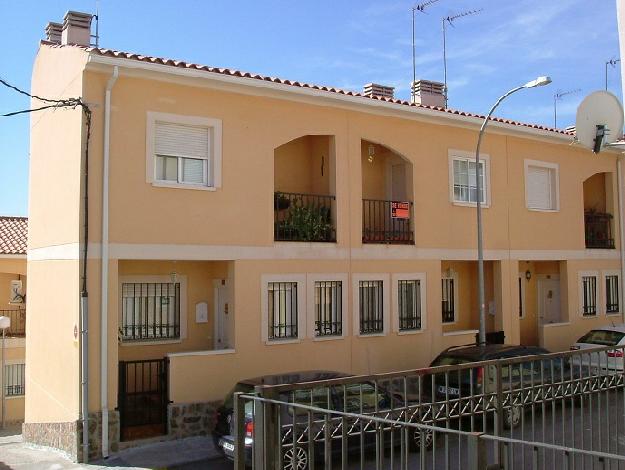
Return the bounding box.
[362,199,414,245]
[442,277,455,323]
[606,275,620,313]
[4,363,25,397]
[274,192,336,242]
[314,281,342,337]
[582,276,597,316]
[268,282,298,340]
[120,282,180,341]
[585,212,615,249]
[359,280,383,334]
[398,279,421,331]
[0,309,26,337]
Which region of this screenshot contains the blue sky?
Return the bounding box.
[0,0,621,216]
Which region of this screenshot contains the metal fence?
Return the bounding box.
[362,199,414,245]
[0,308,25,337]
[232,345,625,469]
[274,191,336,242]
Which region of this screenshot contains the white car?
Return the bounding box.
[570,325,625,371]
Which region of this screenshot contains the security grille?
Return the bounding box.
[121,282,180,341]
[606,275,620,313]
[4,363,25,397]
[359,280,383,334]
[442,277,455,323]
[314,281,342,337]
[582,276,597,316]
[398,279,421,331]
[268,282,298,340]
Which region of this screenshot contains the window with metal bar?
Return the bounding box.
[121,282,181,341]
[4,363,25,397]
[582,276,597,316]
[398,280,422,331]
[314,281,342,337]
[606,275,620,314]
[268,282,298,340]
[359,280,384,334]
[442,277,456,323]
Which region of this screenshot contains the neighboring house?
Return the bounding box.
[0,216,28,424]
[25,11,625,461]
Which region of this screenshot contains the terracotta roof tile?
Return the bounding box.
[0,217,27,255]
[43,41,573,137]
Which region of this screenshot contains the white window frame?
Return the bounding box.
[602,270,621,316]
[448,150,491,207]
[392,273,426,334]
[518,273,526,319]
[578,271,600,318]
[441,270,459,325]
[119,275,188,345]
[146,111,222,191]
[524,159,560,212]
[4,360,25,399]
[261,274,306,344]
[352,274,390,337]
[306,273,348,341]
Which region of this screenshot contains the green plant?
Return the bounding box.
[280,205,333,241]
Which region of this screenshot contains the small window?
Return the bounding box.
[5,363,25,397]
[442,277,456,323]
[121,283,181,341]
[452,157,486,204]
[525,161,559,211]
[155,121,209,186]
[268,282,299,340]
[398,279,422,331]
[606,275,620,314]
[314,281,342,337]
[581,275,597,316]
[359,280,384,334]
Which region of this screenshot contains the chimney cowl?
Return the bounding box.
[363,83,395,100]
[411,79,446,108]
[61,11,93,46]
[45,22,63,44]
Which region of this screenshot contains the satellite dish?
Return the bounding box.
[575,91,624,153]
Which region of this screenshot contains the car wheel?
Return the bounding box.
[283,446,308,470]
[411,428,434,451]
[503,405,522,429]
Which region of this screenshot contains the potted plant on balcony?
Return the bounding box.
[277,205,333,241]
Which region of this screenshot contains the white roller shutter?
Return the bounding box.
[526,165,553,210]
[155,121,209,159]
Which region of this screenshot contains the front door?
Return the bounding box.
[214,281,231,350]
[538,277,561,325]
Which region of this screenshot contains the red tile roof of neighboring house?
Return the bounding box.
[45,41,574,137]
[0,217,28,255]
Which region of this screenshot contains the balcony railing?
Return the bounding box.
[274,192,336,242]
[585,212,615,249]
[0,309,26,337]
[362,199,414,244]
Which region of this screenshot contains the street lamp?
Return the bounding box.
[475,76,551,347]
[0,316,9,428]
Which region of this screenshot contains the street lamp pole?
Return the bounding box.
[476,76,551,346]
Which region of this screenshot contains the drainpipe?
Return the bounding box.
[101,66,119,459]
[618,157,625,325]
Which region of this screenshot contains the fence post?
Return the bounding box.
[234,392,246,470]
[494,361,504,463]
[466,432,487,470]
[254,385,280,470]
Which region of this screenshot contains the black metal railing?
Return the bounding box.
[585,212,614,249]
[120,283,180,341]
[362,199,413,244]
[0,309,26,337]
[274,192,336,242]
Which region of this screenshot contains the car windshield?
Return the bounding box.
[578,330,625,346]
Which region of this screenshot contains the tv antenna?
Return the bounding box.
[442,8,482,108]
[553,89,580,128]
[91,0,100,47]
[605,58,620,91]
[411,0,440,103]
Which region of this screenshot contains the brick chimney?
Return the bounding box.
[45,22,63,43]
[411,79,446,108]
[363,83,395,100]
[61,11,93,46]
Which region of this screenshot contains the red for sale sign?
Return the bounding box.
[391,201,410,219]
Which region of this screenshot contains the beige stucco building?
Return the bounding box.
[25,11,625,461]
